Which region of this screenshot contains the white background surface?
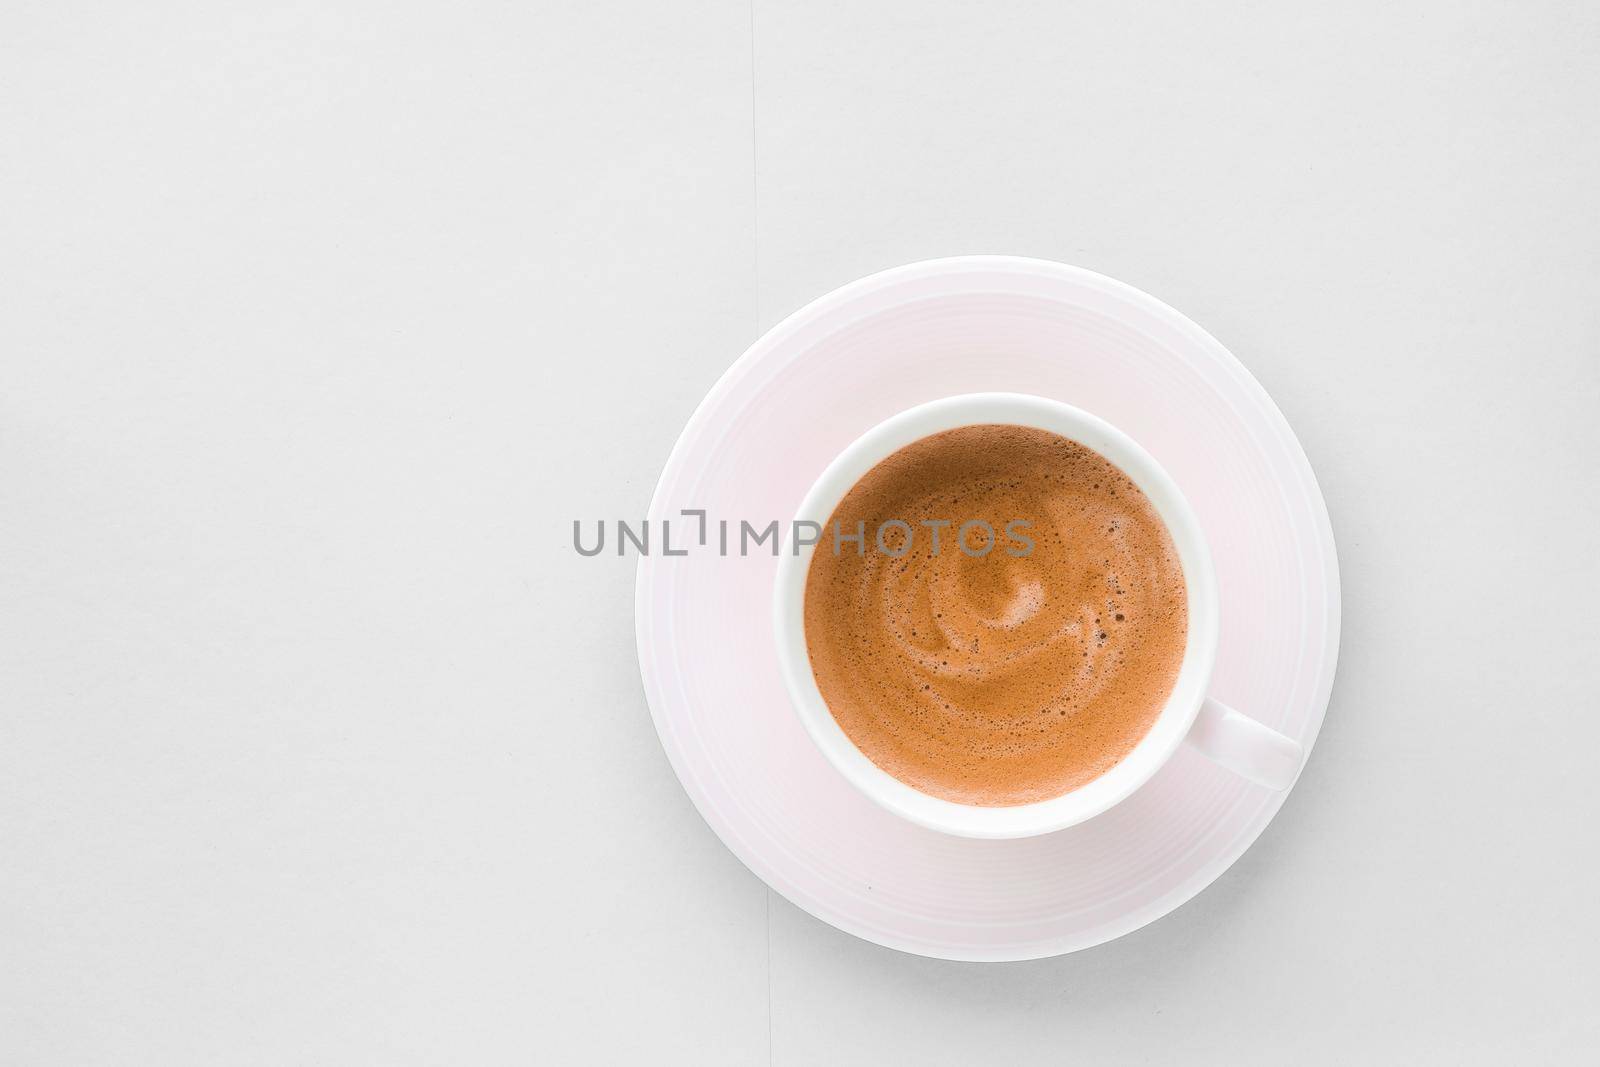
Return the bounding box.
[3,2,1597,1063]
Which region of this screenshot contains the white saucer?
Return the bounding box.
[635,257,1340,961]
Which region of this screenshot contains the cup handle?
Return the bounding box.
[1183,698,1303,790]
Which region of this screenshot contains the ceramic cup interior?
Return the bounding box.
[773,392,1220,839]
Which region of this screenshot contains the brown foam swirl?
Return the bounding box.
[803,425,1187,806]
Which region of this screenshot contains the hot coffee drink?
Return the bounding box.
[803,424,1188,806]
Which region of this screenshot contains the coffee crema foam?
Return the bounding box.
[803,425,1188,806]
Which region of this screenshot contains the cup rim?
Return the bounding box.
[773,392,1219,839]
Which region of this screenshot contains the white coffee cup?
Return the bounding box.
[773,392,1302,839]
